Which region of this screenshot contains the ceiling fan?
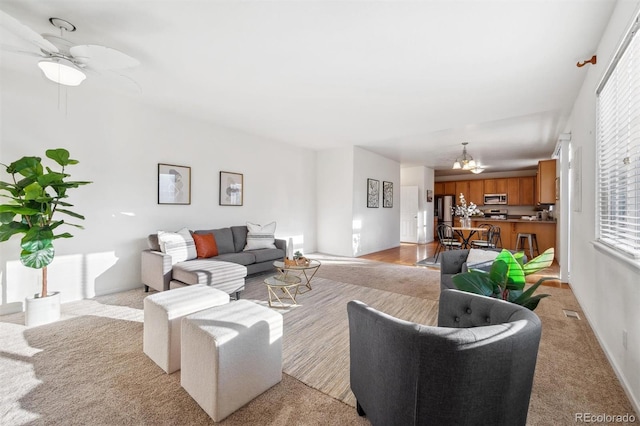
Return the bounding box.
[0,10,139,87]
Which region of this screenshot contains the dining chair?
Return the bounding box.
[470,224,496,249]
[434,223,462,261]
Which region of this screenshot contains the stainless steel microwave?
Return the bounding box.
[484,194,508,205]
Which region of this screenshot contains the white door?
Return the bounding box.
[400,186,419,243]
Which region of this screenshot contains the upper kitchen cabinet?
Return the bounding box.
[444,181,456,195]
[434,182,444,196]
[484,178,508,194]
[468,180,484,205]
[519,176,536,205]
[507,178,520,205]
[537,159,557,204]
[455,181,469,199]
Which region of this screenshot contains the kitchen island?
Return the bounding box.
[470,217,557,257]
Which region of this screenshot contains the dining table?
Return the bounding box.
[450,226,487,249]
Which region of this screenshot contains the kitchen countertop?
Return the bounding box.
[471,217,557,224]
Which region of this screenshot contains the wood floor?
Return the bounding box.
[359,242,568,288]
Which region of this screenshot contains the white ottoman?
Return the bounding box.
[143,284,230,374]
[181,300,283,422]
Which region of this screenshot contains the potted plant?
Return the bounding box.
[452,248,555,310]
[0,148,91,326]
[293,250,309,266]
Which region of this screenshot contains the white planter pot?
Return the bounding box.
[25,291,61,327]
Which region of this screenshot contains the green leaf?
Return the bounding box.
[452,270,496,297]
[520,294,551,311]
[0,181,20,197]
[20,244,54,269]
[21,227,54,252]
[0,211,16,224]
[513,277,554,305]
[37,172,66,187]
[56,209,86,220]
[0,204,40,215]
[46,148,76,166]
[0,222,29,241]
[54,232,74,239]
[7,156,43,178]
[23,182,45,201]
[522,248,555,275]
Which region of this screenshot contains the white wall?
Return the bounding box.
[566,0,640,412]
[0,70,317,312]
[316,146,400,257]
[401,166,435,243]
[316,147,354,257]
[352,147,400,256]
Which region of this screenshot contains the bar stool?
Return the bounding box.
[515,233,539,259]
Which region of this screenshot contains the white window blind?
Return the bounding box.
[596,15,640,258]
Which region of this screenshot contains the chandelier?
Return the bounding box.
[452,142,477,170]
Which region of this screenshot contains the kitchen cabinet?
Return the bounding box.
[537,159,557,204]
[484,178,507,194]
[444,181,456,195]
[470,218,557,258]
[507,178,520,205]
[455,181,469,200]
[519,176,535,205]
[434,182,444,196]
[468,180,484,206]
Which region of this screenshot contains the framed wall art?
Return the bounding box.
[367,178,380,208]
[383,181,393,208]
[220,171,243,206]
[158,163,191,205]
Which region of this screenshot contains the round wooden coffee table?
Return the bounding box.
[264,274,302,308]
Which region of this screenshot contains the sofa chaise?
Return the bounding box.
[141,225,286,296]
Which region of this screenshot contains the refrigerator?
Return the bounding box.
[435,195,455,239]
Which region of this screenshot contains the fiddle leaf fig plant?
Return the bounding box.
[0,148,91,298]
[452,248,555,311]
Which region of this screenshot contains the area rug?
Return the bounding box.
[241,274,439,406]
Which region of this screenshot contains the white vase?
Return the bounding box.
[25,291,61,327]
[461,217,471,228]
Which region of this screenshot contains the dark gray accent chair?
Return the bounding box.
[347,289,542,426]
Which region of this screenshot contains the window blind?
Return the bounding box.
[596,15,640,258]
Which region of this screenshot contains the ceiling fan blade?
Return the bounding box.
[0,10,58,53]
[70,44,139,70]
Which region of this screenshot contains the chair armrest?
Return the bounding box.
[141,249,173,292]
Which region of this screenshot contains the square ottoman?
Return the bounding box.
[181,300,283,422]
[143,284,230,373]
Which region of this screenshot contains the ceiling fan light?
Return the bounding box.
[38,58,86,86]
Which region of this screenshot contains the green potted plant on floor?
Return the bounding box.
[0,148,91,326]
[452,248,555,311]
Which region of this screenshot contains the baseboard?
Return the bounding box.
[571,289,640,416]
[0,301,23,316]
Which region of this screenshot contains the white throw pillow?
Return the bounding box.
[466,248,499,267]
[244,221,277,250]
[157,227,197,264]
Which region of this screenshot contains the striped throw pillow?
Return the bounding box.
[157,227,197,264]
[244,221,277,250]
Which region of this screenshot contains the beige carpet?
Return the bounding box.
[1,255,637,425]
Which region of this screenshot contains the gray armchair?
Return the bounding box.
[347,289,542,426]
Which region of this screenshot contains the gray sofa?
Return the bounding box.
[348,289,542,426]
[141,225,286,294]
[440,248,527,291]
